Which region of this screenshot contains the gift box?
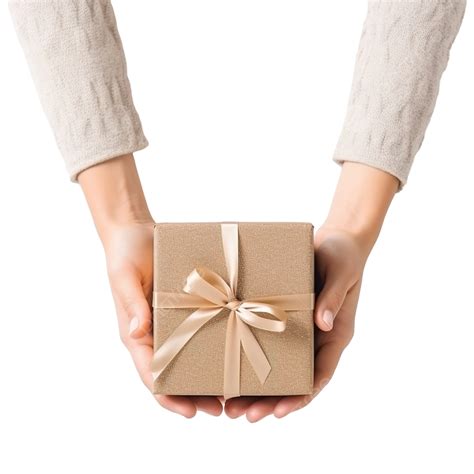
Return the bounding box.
[151,222,315,399]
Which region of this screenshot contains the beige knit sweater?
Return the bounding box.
[8,0,467,188]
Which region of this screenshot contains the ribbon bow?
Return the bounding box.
[151,223,314,400]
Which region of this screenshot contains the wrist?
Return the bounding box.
[314,225,375,263]
[78,153,154,246]
[317,162,398,257]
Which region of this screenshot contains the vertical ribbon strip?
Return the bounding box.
[151,223,315,400]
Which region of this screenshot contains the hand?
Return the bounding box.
[78,154,223,418]
[224,227,365,421]
[103,221,224,418]
[224,162,398,421]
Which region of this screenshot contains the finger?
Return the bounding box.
[111,265,152,339]
[273,344,341,419]
[273,395,310,418]
[311,282,361,394]
[127,340,197,418]
[274,339,344,418]
[192,396,223,416]
[224,396,260,418]
[273,343,342,419]
[275,299,358,420]
[156,395,197,418]
[313,341,345,393]
[314,269,354,332]
[245,397,282,423]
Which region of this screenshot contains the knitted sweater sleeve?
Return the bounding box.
[8,0,149,183]
[332,0,466,190]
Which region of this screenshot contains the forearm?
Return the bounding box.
[318,162,398,258]
[9,0,148,182]
[333,1,466,189]
[78,154,153,246]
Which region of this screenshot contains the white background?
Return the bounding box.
[1,1,473,472]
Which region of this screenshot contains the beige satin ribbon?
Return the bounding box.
[151,222,315,400]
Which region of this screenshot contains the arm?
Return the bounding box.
[224,1,466,421]
[9,1,221,417]
[225,162,398,421]
[78,154,223,418]
[8,0,148,181]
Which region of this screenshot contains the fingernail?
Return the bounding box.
[320,378,330,390]
[322,310,334,329]
[314,378,330,395]
[129,316,139,336]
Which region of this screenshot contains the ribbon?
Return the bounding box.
[151,222,314,400]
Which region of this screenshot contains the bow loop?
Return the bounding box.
[183,267,233,306]
[236,303,288,332]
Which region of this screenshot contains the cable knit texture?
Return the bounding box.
[8,0,149,183]
[333,0,466,189]
[9,1,466,187]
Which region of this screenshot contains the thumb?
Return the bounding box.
[111,267,152,339]
[315,271,352,332]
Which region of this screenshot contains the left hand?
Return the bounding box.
[224,227,367,422]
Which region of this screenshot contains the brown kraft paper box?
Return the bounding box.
[152,222,315,397]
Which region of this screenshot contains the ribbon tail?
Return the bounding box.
[151,307,222,382]
[237,317,272,385]
[223,311,241,400]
